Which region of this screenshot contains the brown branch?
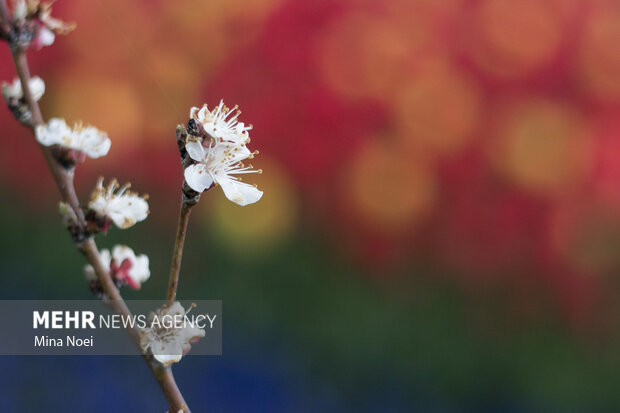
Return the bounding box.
[81,238,189,412]
[166,200,194,304]
[0,3,190,411]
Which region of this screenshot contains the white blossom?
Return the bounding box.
[140,302,206,366]
[184,140,262,206]
[189,100,252,144]
[35,118,111,159]
[88,177,149,229]
[2,76,45,102]
[184,101,263,206]
[84,245,150,290]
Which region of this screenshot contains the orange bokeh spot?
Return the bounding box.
[48,73,144,152]
[578,6,620,101]
[317,10,436,101]
[490,99,593,196]
[162,0,283,70]
[346,139,436,233]
[203,158,298,257]
[394,63,482,155]
[139,49,203,137]
[469,0,563,78]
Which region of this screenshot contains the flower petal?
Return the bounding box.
[210,141,251,164]
[197,105,209,122]
[36,118,67,146]
[107,195,149,229]
[77,126,111,158]
[29,77,46,101]
[217,177,263,206]
[111,245,136,264]
[130,254,150,285]
[152,350,182,366]
[184,164,214,193]
[37,27,56,47]
[185,141,206,162]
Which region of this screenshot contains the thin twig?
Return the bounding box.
[166,200,194,304]
[0,3,190,411]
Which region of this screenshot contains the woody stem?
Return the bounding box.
[166,200,194,304]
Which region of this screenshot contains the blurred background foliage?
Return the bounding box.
[2,0,620,411]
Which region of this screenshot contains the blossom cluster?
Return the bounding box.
[183,101,263,206]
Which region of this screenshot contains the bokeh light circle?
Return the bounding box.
[317,10,431,101]
[346,139,437,233]
[203,157,299,257]
[395,63,482,155]
[469,0,563,78]
[49,73,144,150]
[490,99,592,196]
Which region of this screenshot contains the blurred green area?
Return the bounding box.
[3,188,620,410]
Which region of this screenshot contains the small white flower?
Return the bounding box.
[189,100,252,144]
[2,76,45,102]
[88,177,149,229]
[140,302,206,366]
[84,245,150,290]
[184,101,263,206]
[35,118,111,159]
[184,139,263,206]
